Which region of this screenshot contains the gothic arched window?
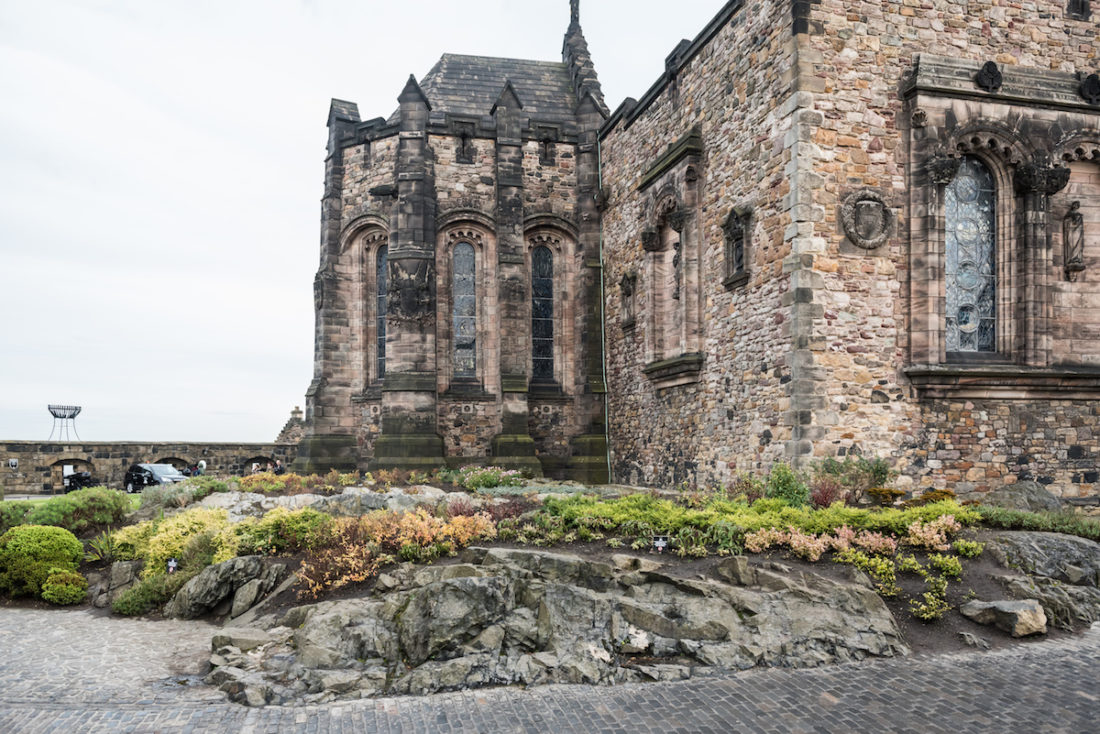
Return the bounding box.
[945,156,996,353]
[376,245,388,378]
[531,245,554,381]
[452,242,477,377]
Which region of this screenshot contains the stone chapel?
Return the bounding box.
[294,0,1100,502]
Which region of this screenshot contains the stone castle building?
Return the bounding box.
[295,0,1100,500]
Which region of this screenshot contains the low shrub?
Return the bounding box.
[112,520,161,561]
[812,456,894,505]
[975,505,1100,542]
[142,508,231,578]
[453,466,525,492]
[765,463,809,507]
[233,507,335,555]
[41,568,88,605]
[0,501,33,534]
[111,571,192,616]
[904,515,962,551]
[809,475,843,509]
[835,548,899,596]
[23,487,130,534]
[0,525,84,597]
[952,538,985,558]
[928,553,962,578]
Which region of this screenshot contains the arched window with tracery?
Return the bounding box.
[945,156,996,354]
[376,245,388,377]
[531,245,554,381]
[452,242,477,377]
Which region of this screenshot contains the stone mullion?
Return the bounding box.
[489,85,541,474]
[1015,163,1070,367]
[371,77,445,471]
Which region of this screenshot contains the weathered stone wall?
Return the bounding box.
[601,0,799,487]
[795,0,1100,497]
[899,399,1100,499]
[0,442,296,495]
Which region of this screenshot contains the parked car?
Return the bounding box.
[64,471,96,492]
[123,463,188,493]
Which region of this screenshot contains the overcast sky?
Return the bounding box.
[0,0,724,443]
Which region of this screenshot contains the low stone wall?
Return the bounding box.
[0,441,297,495]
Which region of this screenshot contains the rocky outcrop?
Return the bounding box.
[205,548,907,706]
[987,531,1100,629]
[960,599,1047,637]
[87,560,142,608]
[165,556,286,620]
[981,482,1063,513]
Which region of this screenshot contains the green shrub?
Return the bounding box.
[813,456,895,505]
[765,463,809,507]
[0,525,84,597]
[234,507,335,555]
[41,567,88,605]
[24,487,130,534]
[111,571,192,616]
[84,530,119,563]
[0,501,33,535]
[975,505,1100,542]
[112,520,161,561]
[455,466,524,491]
[952,538,985,558]
[928,553,962,578]
[140,483,199,510]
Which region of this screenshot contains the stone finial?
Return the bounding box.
[490,80,524,115]
[397,74,431,110]
[570,0,579,25]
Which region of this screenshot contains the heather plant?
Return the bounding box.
[455,465,525,491]
[904,515,962,551]
[0,525,84,597]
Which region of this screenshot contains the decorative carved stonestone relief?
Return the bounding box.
[666,209,686,233]
[1080,73,1100,106]
[911,108,928,128]
[928,155,962,185]
[620,272,637,329]
[840,189,894,250]
[641,228,660,251]
[1014,162,1071,195]
[390,260,434,323]
[975,61,1003,93]
[1064,201,1086,281]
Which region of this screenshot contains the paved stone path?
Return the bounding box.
[1,608,1098,733]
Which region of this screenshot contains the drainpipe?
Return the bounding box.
[597,135,612,484]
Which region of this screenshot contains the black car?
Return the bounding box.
[64,471,96,492]
[123,463,188,493]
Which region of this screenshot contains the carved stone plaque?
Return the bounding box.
[975,61,1003,93]
[840,189,894,249]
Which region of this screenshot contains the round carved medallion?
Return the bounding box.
[840,189,894,250]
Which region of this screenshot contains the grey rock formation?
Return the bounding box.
[960,599,1047,637]
[987,531,1100,629]
[87,560,142,609]
[981,482,1063,513]
[206,548,907,706]
[165,556,286,620]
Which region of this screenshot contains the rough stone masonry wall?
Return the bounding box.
[602,0,799,487]
[802,0,1100,496]
[0,442,295,495]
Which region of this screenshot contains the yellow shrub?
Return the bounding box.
[445,513,497,546]
[112,521,160,561]
[142,508,229,578]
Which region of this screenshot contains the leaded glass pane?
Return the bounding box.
[452,243,476,377]
[532,246,554,380]
[376,245,387,378]
[945,157,996,353]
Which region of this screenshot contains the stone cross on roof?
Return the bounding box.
[571,0,579,25]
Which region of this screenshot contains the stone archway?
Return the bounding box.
[49,458,94,493]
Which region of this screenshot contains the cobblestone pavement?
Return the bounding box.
[1,608,1098,733]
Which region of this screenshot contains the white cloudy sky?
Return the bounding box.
[0,0,723,442]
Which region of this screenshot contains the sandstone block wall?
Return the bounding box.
[0,442,295,495]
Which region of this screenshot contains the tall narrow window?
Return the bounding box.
[376,245,388,378]
[945,157,996,353]
[452,242,477,377]
[531,245,554,381]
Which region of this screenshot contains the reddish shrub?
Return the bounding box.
[810,476,843,508]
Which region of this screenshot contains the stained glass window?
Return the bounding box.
[532,246,554,381]
[945,157,996,353]
[376,245,387,378]
[452,243,477,377]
